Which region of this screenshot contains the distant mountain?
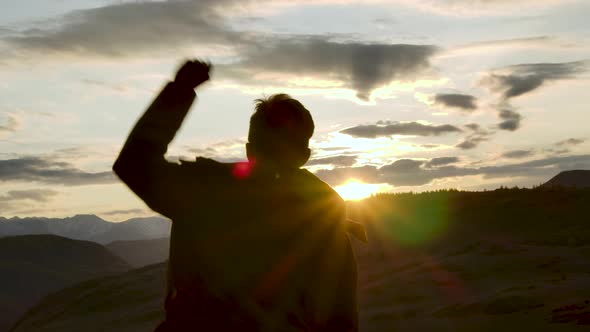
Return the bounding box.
[10,263,167,332]
[0,215,171,244]
[0,235,130,332]
[107,237,170,268]
[91,217,171,244]
[542,170,590,188]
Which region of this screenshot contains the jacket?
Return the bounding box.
[113,82,360,331]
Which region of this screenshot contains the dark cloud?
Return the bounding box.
[456,137,484,149]
[316,146,352,152]
[555,138,585,147]
[306,155,357,167]
[314,165,380,186]
[379,159,434,186]
[425,157,459,167]
[0,157,115,185]
[497,109,522,131]
[501,149,534,159]
[417,144,440,149]
[227,38,437,100]
[481,61,587,132]
[341,121,461,138]
[464,123,481,131]
[456,124,492,149]
[5,0,243,57]
[381,158,424,172]
[314,154,590,187]
[101,208,146,216]
[433,93,477,111]
[3,1,438,100]
[0,189,59,202]
[544,138,586,155]
[482,61,587,100]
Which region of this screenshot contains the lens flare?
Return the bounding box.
[335,180,382,201]
[368,192,451,247]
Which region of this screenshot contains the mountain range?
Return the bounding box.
[0,215,170,244]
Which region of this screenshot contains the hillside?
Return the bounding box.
[0,215,170,244]
[543,170,590,188]
[106,237,170,267]
[0,235,130,332]
[10,188,590,331]
[10,263,167,332]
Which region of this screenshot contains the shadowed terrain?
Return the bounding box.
[543,170,590,189]
[106,238,170,268]
[10,263,167,332]
[0,235,130,332]
[9,187,590,331]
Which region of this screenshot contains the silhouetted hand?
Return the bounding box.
[174,59,212,89]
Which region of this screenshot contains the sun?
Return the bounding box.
[334,179,383,201]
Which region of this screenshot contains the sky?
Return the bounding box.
[0,0,589,221]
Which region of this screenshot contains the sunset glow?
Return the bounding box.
[0,1,588,219]
[335,180,384,201]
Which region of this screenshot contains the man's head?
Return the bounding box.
[247,94,314,170]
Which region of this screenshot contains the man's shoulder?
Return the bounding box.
[296,169,344,203]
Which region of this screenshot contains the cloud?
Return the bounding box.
[456,137,484,149]
[545,137,586,155]
[425,157,459,167]
[0,113,21,137]
[464,123,481,131]
[400,0,578,16]
[0,189,59,202]
[501,149,534,159]
[482,61,587,100]
[314,154,590,187]
[417,144,440,149]
[101,208,147,216]
[433,93,477,111]
[0,157,115,185]
[456,123,492,149]
[306,155,357,167]
[381,158,424,172]
[314,165,381,186]
[341,121,461,138]
[225,38,438,100]
[379,158,435,186]
[445,36,566,56]
[480,61,587,132]
[2,1,438,100]
[555,138,585,147]
[497,109,522,131]
[4,0,243,58]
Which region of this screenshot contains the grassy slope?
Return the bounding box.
[0,235,130,332]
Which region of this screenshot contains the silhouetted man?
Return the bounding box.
[113,60,361,332]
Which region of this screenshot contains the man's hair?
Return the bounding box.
[248,94,314,147]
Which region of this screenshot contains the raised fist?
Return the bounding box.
[174,59,212,89]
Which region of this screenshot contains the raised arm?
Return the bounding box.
[112,60,211,219]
